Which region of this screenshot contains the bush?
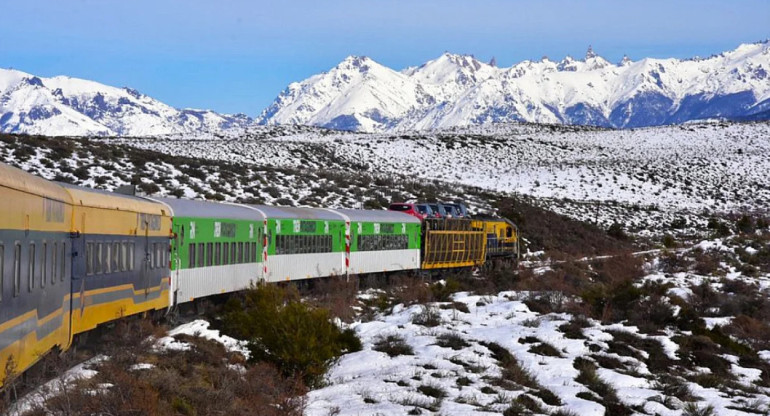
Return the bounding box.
[558,315,592,339]
[221,284,360,388]
[373,334,414,357]
[435,333,470,350]
[528,341,563,357]
[412,305,442,327]
[682,403,716,416]
[481,342,538,389]
[724,315,770,350]
[417,384,447,399]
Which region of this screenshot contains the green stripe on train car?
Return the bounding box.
[171,217,263,271]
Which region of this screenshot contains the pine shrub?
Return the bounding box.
[221,284,361,388]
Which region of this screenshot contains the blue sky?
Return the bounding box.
[1,1,768,115]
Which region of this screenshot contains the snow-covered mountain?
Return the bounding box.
[0,69,251,136]
[257,41,770,132]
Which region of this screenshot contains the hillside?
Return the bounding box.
[102,121,770,237]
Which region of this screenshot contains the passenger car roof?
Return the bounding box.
[148,197,265,220]
[58,182,166,215]
[0,162,72,203]
[332,208,420,223]
[249,205,347,221]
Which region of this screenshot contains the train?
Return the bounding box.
[0,161,518,386]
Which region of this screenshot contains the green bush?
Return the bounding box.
[221,284,361,388]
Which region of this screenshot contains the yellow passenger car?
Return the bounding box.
[0,163,74,384]
[61,184,173,336]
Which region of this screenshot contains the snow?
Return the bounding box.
[305,291,770,416]
[7,355,107,416]
[703,316,733,329]
[155,319,251,358]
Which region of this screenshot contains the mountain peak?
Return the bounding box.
[585,45,597,60]
[436,53,485,71]
[557,55,578,71]
[341,55,373,67]
[620,55,633,66]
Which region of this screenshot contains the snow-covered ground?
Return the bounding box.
[305,290,769,416]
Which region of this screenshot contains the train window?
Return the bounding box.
[105,243,112,274]
[214,243,221,266]
[94,244,102,274]
[198,244,205,268]
[128,243,135,272]
[223,243,229,266]
[28,243,35,291]
[52,242,58,284]
[252,242,257,262]
[120,243,128,272]
[238,242,244,263]
[230,242,237,264]
[41,243,47,288]
[14,244,21,297]
[156,243,162,269]
[86,243,93,275]
[506,227,513,238]
[206,243,213,267]
[0,244,3,301]
[189,243,196,268]
[61,243,66,281]
[113,243,120,273]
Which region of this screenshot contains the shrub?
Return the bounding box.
[528,341,563,357]
[558,315,592,339]
[608,222,627,240]
[724,315,770,350]
[221,284,360,388]
[430,279,461,302]
[417,384,447,399]
[435,333,470,350]
[481,342,538,389]
[373,334,414,357]
[682,403,716,416]
[652,374,697,402]
[412,305,442,327]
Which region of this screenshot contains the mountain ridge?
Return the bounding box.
[2,41,769,136]
[0,68,252,136]
[257,41,770,132]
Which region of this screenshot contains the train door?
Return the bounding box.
[142,222,151,297]
[170,223,184,307]
[68,215,86,348]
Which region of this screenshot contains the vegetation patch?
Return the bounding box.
[373,334,414,357]
[221,284,361,388]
